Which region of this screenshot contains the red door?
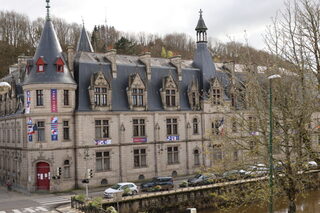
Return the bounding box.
[36,162,50,190]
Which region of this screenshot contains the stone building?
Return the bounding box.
[0,2,319,193]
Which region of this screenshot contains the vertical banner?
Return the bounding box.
[51,116,58,141]
[51,89,57,113]
[27,117,33,142]
[25,90,31,114]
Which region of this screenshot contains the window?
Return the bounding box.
[166,118,178,135]
[56,57,64,72]
[37,121,45,142]
[95,120,109,139]
[212,120,220,135]
[96,151,111,172]
[194,149,200,166]
[133,119,145,137]
[193,118,199,134]
[94,87,107,106]
[133,148,147,168]
[212,148,223,161]
[165,89,176,107]
[36,57,45,72]
[212,88,221,105]
[63,160,70,178]
[233,150,238,161]
[63,90,69,106]
[36,90,44,106]
[132,89,144,107]
[63,121,70,140]
[17,128,21,143]
[167,146,179,165]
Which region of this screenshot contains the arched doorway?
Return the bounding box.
[36,162,50,190]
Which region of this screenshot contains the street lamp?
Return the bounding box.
[267,74,281,213]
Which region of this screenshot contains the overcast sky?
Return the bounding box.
[1,0,287,50]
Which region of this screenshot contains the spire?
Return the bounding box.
[46,0,50,21]
[23,1,75,85]
[76,24,94,52]
[195,9,208,43]
[193,9,216,91]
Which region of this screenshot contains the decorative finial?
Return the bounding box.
[46,0,51,20]
[199,9,203,17]
[81,16,85,27]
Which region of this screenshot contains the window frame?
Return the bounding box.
[167,146,179,165]
[63,90,69,106]
[95,151,111,172]
[36,90,44,106]
[95,120,110,139]
[133,119,146,137]
[37,121,45,142]
[63,120,70,141]
[133,148,147,168]
[166,118,178,136]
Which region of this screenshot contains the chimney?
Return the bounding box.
[105,49,117,78]
[139,52,151,80]
[169,55,182,81]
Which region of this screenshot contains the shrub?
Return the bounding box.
[74,194,85,202]
[179,181,188,188]
[88,197,102,208]
[106,206,118,213]
[153,185,162,191]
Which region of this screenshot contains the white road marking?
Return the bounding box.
[34,207,48,211]
[12,210,22,213]
[23,208,36,213]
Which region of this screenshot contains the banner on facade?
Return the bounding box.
[27,117,33,142]
[51,116,58,141]
[133,138,147,143]
[51,89,57,113]
[167,136,179,141]
[94,139,112,145]
[25,90,31,114]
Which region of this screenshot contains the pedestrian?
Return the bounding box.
[6,179,12,191]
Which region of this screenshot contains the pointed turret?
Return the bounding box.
[195,9,207,43]
[193,10,216,91]
[23,0,75,85]
[76,24,94,52]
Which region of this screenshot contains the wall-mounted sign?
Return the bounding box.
[167,136,179,141]
[25,90,31,114]
[51,89,58,113]
[27,117,33,142]
[51,116,58,141]
[95,139,112,145]
[133,138,147,143]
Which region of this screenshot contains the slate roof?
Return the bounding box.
[23,19,75,85]
[195,12,208,31]
[76,25,94,52]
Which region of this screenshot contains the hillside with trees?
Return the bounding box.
[0,10,277,79]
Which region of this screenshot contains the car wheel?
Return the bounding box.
[132,190,137,195]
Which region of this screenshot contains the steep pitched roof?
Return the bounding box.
[76,25,94,52]
[195,10,208,31]
[23,19,75,85]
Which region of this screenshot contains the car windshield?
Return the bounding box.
[110,184,121,190]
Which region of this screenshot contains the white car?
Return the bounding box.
[104,182,138,198]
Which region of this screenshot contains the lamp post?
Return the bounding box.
[267,74,281,213]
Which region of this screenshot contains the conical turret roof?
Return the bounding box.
[195,9,208,31]
[23,2,75,85]
[76,25,94,52]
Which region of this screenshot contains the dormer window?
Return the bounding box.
[209,78,224,106]
[187,80,200,110]
[55,57,64,72]
[160,75,180,110]
[36,57,45,72]
[88,71,112,111]
[127,73,147,111]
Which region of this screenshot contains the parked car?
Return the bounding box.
[188,173,222,186]
[104,182,138,198]
[304,161,318,170]
[222,169,246,181]
[245,165,269,178]
[140,176,174,192]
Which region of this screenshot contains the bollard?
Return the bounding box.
[186,208,197,213]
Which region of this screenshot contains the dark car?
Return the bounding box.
[188,173,222,186]
[223,169,246,181]
[140,176,174,191]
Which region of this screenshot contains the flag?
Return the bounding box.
[218,118,224,135]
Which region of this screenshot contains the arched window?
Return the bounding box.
[194,149,200,166]
[193,118,199,134]
[63,160,70,178]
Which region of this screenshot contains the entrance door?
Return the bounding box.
[36,162,50,190]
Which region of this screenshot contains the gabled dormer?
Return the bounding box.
[160,75,180,110]
[126,73,147,111]
[36,57,46,72]
[188,79,200,110]
[88,71,112,111]
[209,78,224,106]
[55,57,64,72]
